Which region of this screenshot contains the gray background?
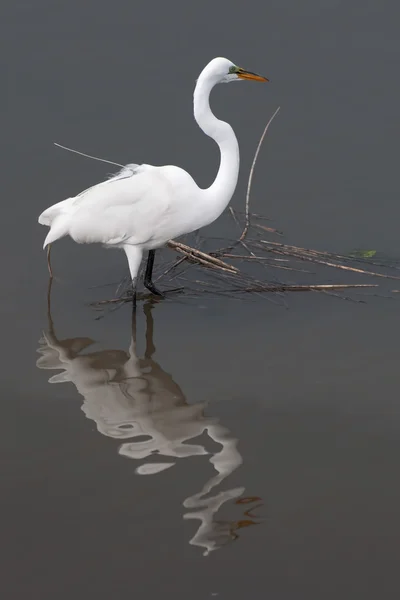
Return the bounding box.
[2,0,400,598]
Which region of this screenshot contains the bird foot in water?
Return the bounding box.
[143,284,184,299]
[91,285,183,309]
[143,281,165,298]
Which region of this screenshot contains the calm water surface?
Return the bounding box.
[2,0,400,598]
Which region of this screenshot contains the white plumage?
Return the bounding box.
[38,57,267,297]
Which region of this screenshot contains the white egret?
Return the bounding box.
[38,57,268,298]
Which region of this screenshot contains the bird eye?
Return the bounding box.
[229,66,237,74]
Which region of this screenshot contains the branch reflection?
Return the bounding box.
[36,284,263,555]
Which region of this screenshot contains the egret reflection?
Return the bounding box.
[36,285,263,555]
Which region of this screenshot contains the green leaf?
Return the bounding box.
[348,249,377,258]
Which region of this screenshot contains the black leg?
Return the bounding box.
[144,250,164,297]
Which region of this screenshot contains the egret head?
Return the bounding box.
[202,57,269,85]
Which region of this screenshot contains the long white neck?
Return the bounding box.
[193,72,240,222]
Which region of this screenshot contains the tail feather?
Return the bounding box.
[39,197,76,248]
[38,197,75,226]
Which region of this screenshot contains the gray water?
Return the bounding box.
[3,0,400,598]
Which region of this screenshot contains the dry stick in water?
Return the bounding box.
[253,223,283,236]
[257,240,400,280]
[167,240,238,273]
[228,283,378,293]
[240,107,281,241]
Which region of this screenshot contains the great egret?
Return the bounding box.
[38,57,268,298]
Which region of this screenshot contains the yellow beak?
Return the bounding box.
[237,69,269,82]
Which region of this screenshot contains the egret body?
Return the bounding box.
[38,57,268,298]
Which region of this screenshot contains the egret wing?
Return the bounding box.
[68,165,177,246]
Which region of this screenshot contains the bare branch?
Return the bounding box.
[257,240,400,280]
[167,240,238,273]
[240,106,281,241]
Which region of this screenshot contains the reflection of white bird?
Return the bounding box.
[36,283,263,554]
[183,422,244,555]
[37,292,206,470]
[38,57,267,297]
